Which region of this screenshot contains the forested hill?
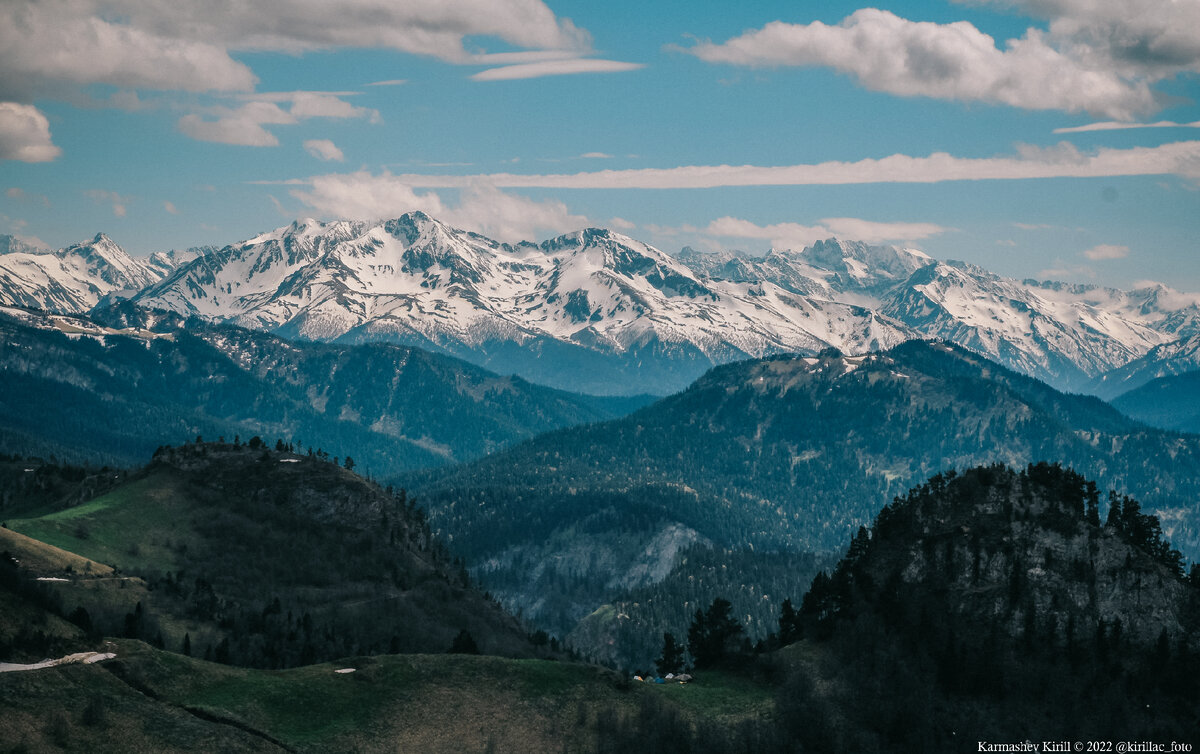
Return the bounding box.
[2,440,537,668]
[414,340,1200,560]
[406,340,1200,645]
[0,307,648,474]
[777,464,1200,749]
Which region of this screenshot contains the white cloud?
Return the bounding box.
[178,111,283,147]
[471,58,644,81]
[304,139,345,162]
[580,152,614,159]
[821,217,947,243]
[278,92,380,123]
[607,217,636,230]
[701,215,946,248]
[287,171,590,243]
[85,189,130,218]
[1040,263,1097,280]
[442,183,589,242]
[1129,281,1200,309]
[0,0,590,103]
[163,200,179,215]
[0,4,257,100]
[958,0,1200,80]
[0,103,61,162]
[683,7,1172,118]
[1054,120,1200,134]
[289,171,444,221]
[389,140,1200,189]
[178,93,377,147]
[1080,243,1129,260]
[365,79,408,87]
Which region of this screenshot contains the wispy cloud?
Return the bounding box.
[382,141,1200,189]
[471,58,644,81]
[304,139,345,162]
[1053,120,1200,134]
[85,189,131,218]
[178,92,379,146]
[163,200,179,215]
[693,216,946,248]
[1080,244,1130,260]
[365,79,408,87]
[5,186,50,207]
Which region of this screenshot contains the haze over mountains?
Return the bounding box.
[4,214,1200,396]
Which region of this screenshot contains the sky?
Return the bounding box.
[1,0,1199,290]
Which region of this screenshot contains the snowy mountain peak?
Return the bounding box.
[0,234,49,256]
[7,213,1198,397]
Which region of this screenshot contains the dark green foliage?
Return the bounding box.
[405,341,1200,668]
[7,441,537,669]
[448,628,480,654]
[687,598,745,669]
[654,632,684,676]
[764,464,1200,749]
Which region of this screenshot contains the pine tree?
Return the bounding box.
[655,632,685,676]
[687,598,744,669]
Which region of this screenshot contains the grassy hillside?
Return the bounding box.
[1,639,777,753]
[3,441,537,668]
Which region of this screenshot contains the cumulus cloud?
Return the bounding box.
[0,0,589,102]
[304,139,345,162]
[471,58,644,81]
[0,103,61,162]
[958,0,1200,79]
[389,140,1200,189]
[1080,243,1130,260]
[287,171,589,242]
[683,3,1200,119]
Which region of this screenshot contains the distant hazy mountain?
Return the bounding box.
[0,307,647,474]
[1089,332,1200,400]
[1110,368,1200,433]
[407,341,1200,640]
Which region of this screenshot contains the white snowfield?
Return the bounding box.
[7,214,1200,393]
[0,651,116,673]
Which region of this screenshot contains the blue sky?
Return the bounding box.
[2,0,1199,289]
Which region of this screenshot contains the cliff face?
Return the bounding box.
[806,464,1198,650]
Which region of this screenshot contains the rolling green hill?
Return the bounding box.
[3,441,536,668]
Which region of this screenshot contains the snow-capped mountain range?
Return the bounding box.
[2,217,1198,397]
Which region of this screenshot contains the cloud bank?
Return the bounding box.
[382,141,1200,189]
[684,1,1200,119]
